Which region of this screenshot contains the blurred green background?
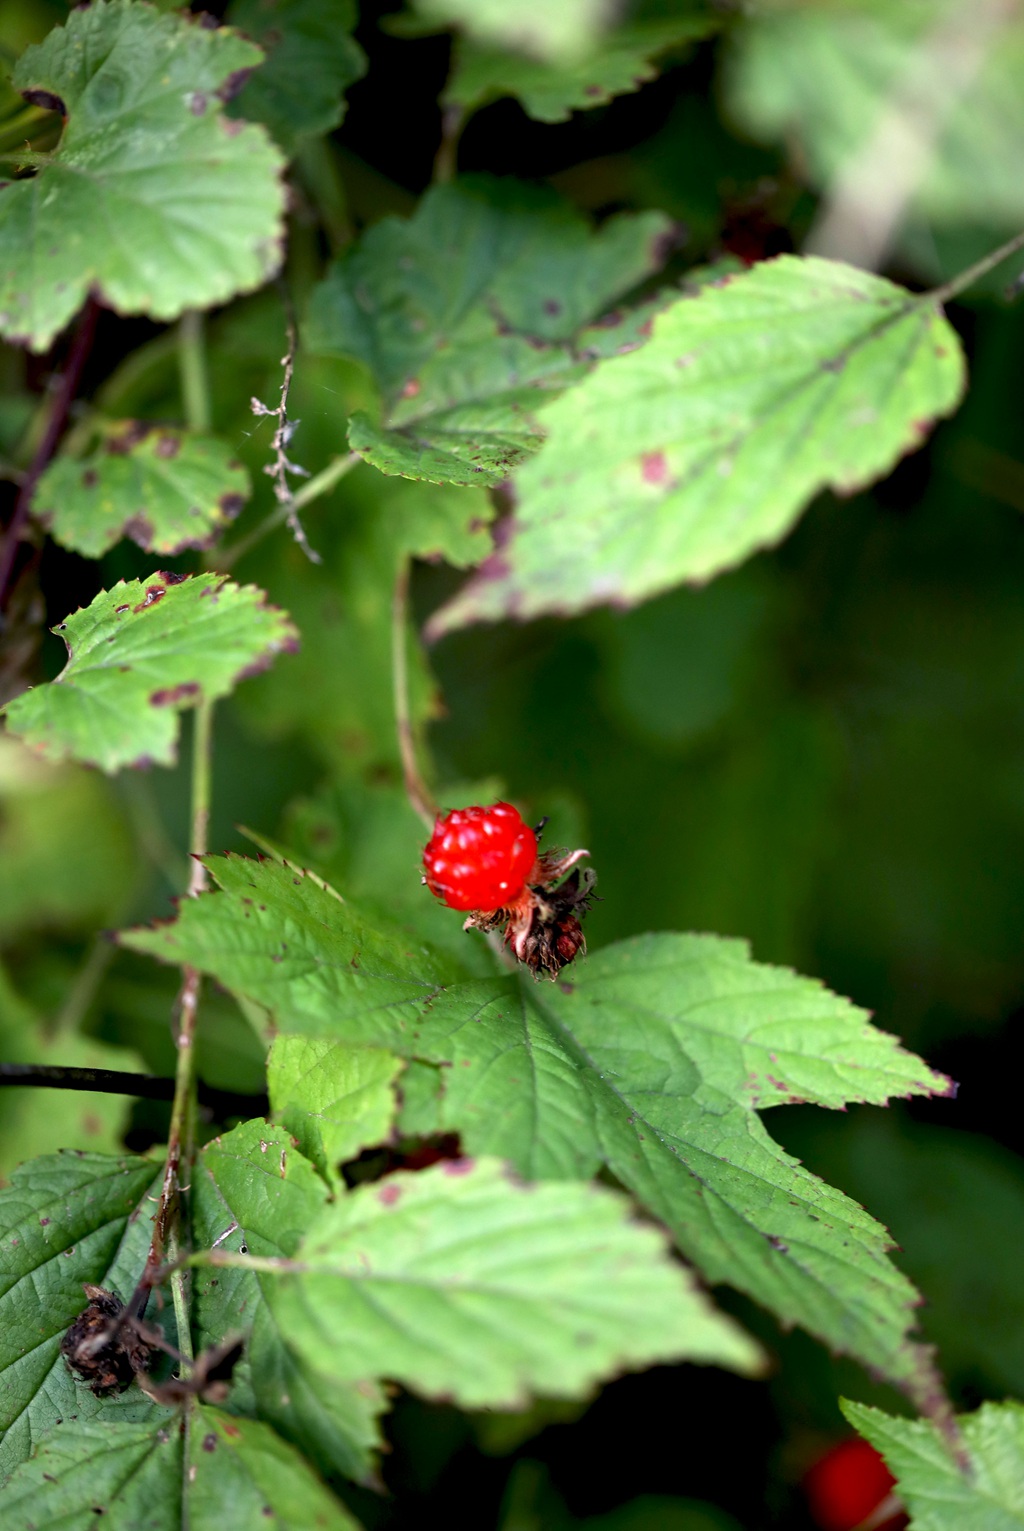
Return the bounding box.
[2,0,1023,1525]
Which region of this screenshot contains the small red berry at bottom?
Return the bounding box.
[423,802,538,913]
[804,1438,904,1531]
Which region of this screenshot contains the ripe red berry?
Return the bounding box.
[804,1438,904,1531]
[423,802,538,913]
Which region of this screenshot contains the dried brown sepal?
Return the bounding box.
[464,857,598,980]
[137,1335,245,1407]
[60,1284,158,1397]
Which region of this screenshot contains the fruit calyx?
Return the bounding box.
[422,802,595,978]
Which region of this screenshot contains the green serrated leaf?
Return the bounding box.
[0,0,286,351]
[447,14,717,124]
[36,424,250,559]
[188,1405,364,1529]
[268,1038,402,1183]
[0,1151,170,1484]
[3,572,298,773]
[120,857,951,1395]
[272,1156,761,1409]
[192,1120,386,1486]
[842,1399,1024,1530]
[0,1406,362,1530]
[227,0,366,154]
[428,256,966,633]
[306,179,673,485]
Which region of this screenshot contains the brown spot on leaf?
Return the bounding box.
[154,433,180,459]
[401,378,421,399]
[106,422,152,455]
[202,1433,218,1452]
[443,1158,474,1176]
[150,682,200,707]
[82,468,98,489]
[189,92,207,115]
[219,492,244,520]
[378,1182,403,1206]
[217,68,254,103]
[133,584,166,613]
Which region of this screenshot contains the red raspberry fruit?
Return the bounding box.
[804,1438,904,1531]
[423,802,538,913]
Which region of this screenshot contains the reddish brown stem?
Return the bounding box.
[0,298,99,617]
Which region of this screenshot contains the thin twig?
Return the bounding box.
[250,295,321,564]
[926,226,1024,307]
[393,557,438,828]
[0,297,99,618]
[218,451,359,569]
[0,1061,267,1115]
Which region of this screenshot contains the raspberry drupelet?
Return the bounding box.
[422,802,596,978]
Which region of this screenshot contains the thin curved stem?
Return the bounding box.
[177,309,211,433]
[927,226,1024,306]
[218,451,359,569]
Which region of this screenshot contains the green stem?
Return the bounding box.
[177,309,211,433]
[433,103,466,184]
[218,451,360,569]
[49,936,115,1040]
[135,698,213,1344]
[393,557,438,828]
[927,227,1024,306]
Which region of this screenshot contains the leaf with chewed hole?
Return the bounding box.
[428,256,965,633]
[36,424,250,559]
[122,854,952,1401]
[0,0,286,352]
[2,573,298,773]
[268,1038,403,1184]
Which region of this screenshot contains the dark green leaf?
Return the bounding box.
[0,1150,168,1484]
[0,1,285,351]
[306,179,673,485]
[121,857,951,1395]
[446,15,717,124]
[192,1120,386,1486]
[3,573,298,772]
[227,0,366,154]
[428,257,965,633]
[36,424,250,559]
[0,1406,362,1529]
[843,1399,1024,1530]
